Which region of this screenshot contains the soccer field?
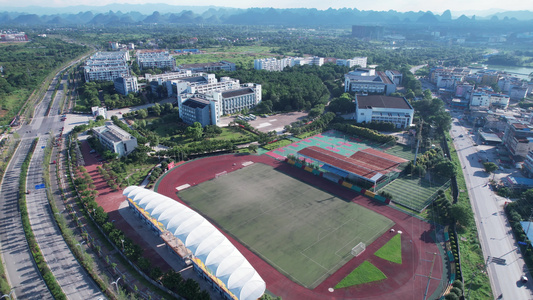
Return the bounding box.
[178,163,394,288]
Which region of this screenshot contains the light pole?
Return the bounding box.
[76,241,85,251]
[111,277,121,291]
[120,239,124,252]
[1,288,15,299]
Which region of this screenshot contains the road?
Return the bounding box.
[450,114,533,299]
[25,73,104,299]
[0,54,104,299]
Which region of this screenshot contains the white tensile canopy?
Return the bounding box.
[122,186,265,300]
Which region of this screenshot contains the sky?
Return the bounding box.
[3,0,533,14]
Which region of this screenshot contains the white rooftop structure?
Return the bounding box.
[122,186,266,300]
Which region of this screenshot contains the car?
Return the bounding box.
[480,150,486,153]
[459,134,464,137]
[521,275,528,283]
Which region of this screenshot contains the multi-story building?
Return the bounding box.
[136,50,176,70]
[455,83,474,98]
[344,69,397,95]
[490,94,510,109]
[470,92,491,108]
[254,58,289,71]
[429,67,470,84]
[178,61,236,72]
[114,76,139,95]
[354,95,414,128]
[502,121,533,159]
[169,76,240,97]
[178,83,261,126]
[92,125,138,157]
[522,150,533,178]
[337,57,368,68]
[254,56,324,71]
[83,51,130,82]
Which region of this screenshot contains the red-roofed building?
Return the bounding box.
[297,146,407,190]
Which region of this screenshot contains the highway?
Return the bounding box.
[451,114,533,300]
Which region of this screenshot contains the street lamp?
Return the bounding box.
[76,241,85,250]
[111,277,121,291]
[120,239,124,252]
[1,288,15,299]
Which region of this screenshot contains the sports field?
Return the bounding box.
[177,163,394,288]
[380,176,448,211]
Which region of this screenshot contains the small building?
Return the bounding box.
[505,175,533,190]
[354,95,414,128]
[336,57,368,68]
[522,150,533,178]
[91,106,107,119]
[92,125,137,157]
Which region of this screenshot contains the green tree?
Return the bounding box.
[483,162,498,174]
[434,160,457,178]
[450,204,474,228]
[185,122,203,141]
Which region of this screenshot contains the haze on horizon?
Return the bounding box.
[3,0,533,14]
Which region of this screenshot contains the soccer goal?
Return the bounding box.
[215,171,227,178]
[351,242,366,257]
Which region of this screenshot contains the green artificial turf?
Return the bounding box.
[374,233,402,264]
[335,261,387,288]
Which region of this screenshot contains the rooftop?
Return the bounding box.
[356,95,412,110]
[183,97,210,109]
[222,88,254,98]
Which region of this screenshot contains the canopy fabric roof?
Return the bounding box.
[123,186,265,300]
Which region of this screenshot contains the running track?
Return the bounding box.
[157,154,445,300]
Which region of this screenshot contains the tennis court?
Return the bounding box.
[177,163,394,289]
[380,176,449,211]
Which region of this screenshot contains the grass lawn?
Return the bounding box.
[175,52,269,70]
[210,126,257,142]
[374,233,402,264]
[178,163,394,288]
[262,139,293,151]
[380,175,447,211]
[335,261,387,288]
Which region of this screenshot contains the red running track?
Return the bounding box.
[157,154,445,300]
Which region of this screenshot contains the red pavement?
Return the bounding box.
[157,154,445,300]
[80,140,170,272]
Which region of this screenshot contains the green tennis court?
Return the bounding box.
[380,176,448,211]
[178,163,394,288]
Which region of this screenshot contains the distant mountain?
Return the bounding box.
[0,6,532,26]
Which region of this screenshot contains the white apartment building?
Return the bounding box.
[354,95,414,128]
[136,50,176,70]
[92,125,138,157]
[336,57,368,68]
[114,76,139,95]
[490,94,510,109]
[178,84,261,126]
[170,76,241,97]
[254,56,324,71]
[470,92,491,108]
[83,51,130,82]
[344,69,396,95]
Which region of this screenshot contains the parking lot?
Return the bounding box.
[219,111,308,134]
